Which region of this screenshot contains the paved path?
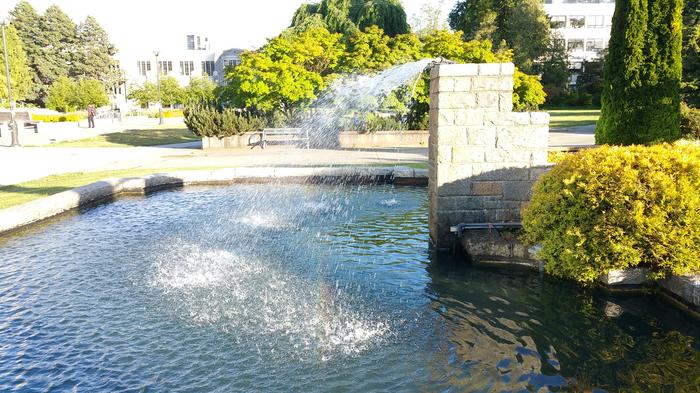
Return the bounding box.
[549,124,596,148]
[0,145,428,186]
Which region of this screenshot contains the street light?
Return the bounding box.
[153,50,163,126]
[1,10,19,146]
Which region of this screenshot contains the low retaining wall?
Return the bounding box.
[0,166,427,236]
[201,131,430,150]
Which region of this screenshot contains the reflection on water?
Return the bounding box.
[0,184,698,392]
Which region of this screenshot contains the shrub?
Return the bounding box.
[681,102,700,139]
[31,113,84,122]
[522,143,700,283]
[184,103,265,137]
[342,113,406,133]
[148,109,184,119]
[513,69,546,111]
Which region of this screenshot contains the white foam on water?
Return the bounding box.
[149,244,390,361]
[380,198,400,207]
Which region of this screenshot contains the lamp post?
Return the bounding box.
[1,12,19,146]
[154,50,163,126]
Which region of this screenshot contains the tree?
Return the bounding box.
[448,0,551,74]
[410,1,448,37]
[0,24,33,103]
[341,25,394,71]
[159,76,184,107]
[46,76,78,112]
[74,16,118,85]
[513,69,546,111]
[75,78,109,108]
[683,0,700,106]
[128,82,158,108]
[596,0,683,144]
[9,1,43,103]
[532,35,571,102]
[35,5,78,103]
[183,76,217,103]
[290,0,409,37]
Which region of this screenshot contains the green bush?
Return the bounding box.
[681,102,700,139]
[342,113,407,133]
[523,143,700,283]
[184,103,265,137]
[31,113,84,122]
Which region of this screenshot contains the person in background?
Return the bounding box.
[87,105,95,128]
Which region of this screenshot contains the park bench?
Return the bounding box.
[258,128,310,149]
[0,111,39,136]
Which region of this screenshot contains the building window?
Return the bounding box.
[567,39,584,51]
[180,61,195,76]
[137,61,151,76]
[187,35,195,50]
[201,60,215,76]
[223,59,241,69]
[586,39,606,53]
[569,16,585,28]
[605,16,614,26]
[550,16,566,29]
[587,15,605,28]
[158,61,173,75]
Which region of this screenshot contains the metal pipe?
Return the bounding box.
[154,51,163,126]
[2,22,19,147]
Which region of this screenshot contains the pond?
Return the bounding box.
[0,184,698,392]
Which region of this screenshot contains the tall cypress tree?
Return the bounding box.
[596,0,683,144]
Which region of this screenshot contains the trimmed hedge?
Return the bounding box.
[32,113,84,123]
[523,143,700,283]
[184,103,265,137]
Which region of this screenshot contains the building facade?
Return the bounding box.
[111,35,244,110]
[543,0,615,84]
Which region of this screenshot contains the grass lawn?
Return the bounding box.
[0,163,427,210]
[49,128,199,148]
[548,109,601,129]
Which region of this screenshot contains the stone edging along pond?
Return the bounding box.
[0,166,428,236]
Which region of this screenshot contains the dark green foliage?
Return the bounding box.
[74,16,119,88]
[9,1,43,103]
[532,35,571,101]
[290,0,409,37]
[184,102,266,137]
[448,0,552,74]
[681,102,700,138]
[576,58,605,107]
[596,0,683,145]
[683,0,700,106]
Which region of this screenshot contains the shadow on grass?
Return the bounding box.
[101,128,199,147]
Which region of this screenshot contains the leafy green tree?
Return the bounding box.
[513,69,546,111]
[159,76,184,107]
[597,0,683,144]
[532,35,571,103]
[0,24,33,103]
[448,0,551,74]
[46,76,78,112]
[683,0,700,106]
[410,1,449,37]
[341,25,394,71]
[183,76,217,103]
[9,1,44,103]
[74,16,118,85]
[74,78,109,108]
[128,82,158,108]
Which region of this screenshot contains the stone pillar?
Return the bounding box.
[428,63,550,251]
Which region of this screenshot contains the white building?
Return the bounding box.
[543,0,616,84]
[111,34,245,110]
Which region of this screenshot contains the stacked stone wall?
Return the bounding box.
[428,63,550,249]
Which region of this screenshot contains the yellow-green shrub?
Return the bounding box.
[31,113,84,122]
[148,109,184,118]
[522,143,700,283]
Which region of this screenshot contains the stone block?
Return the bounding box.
[471,164,530,181]
[502,181,534,201]
[438,195,519,211]
[530,149,549,166]
[496,126,548,149]
[500,63,515,75]
[472,77,502,91]
[471,181,503,196]
[453,78,473,92]
[530,112,550,125]
[477,92,500,109]
[430,108,454,127]
[529,166,552,180]
[483,112,515,126]
[430,77,455,93]
[478,63,501,76]
[660,275,700,307]
[484,149,533,163]
[453,109,485,126]
[437,147,452,164]
[499,92,514,112]
[599,269,652,286]
[436,178,471,197]
[432,93,478,109]
[507,112,532,126]
[431,63,479,79]
[435,127,468,146]
[452,147,486,163]
[465,126,497,147]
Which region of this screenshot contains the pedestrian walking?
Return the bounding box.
[87,105,95,128]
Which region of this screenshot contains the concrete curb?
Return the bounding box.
[0,166,428,236]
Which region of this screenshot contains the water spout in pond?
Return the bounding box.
[300,59,438,147]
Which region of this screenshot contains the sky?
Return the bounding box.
[4,0,458,54]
